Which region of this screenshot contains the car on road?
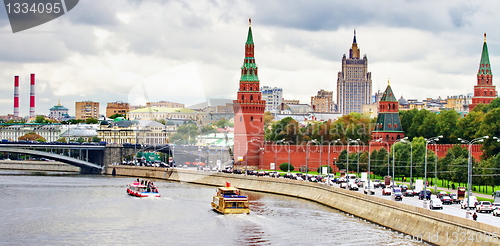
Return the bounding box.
[403,189,415,197]
[418,190,431,200]
[429,198,443,210]
[372,180,383,188]
[382,187,392,196]
[399,185,408,192]
[476,201,494,213]
[493,207,500,217]
[450,194,460,204]
[437,191,449,199]
[460,198,477,210]
[393,191,403,201]
[348,182,359,191]
[364,185,375,195]
[440,195,453,205]
[340,182,348,189]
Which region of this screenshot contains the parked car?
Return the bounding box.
[364,185,375,195]
[393,191,403,201]
[429,198,443,210]
[440,195,453,205]
[382,187,392,196]
[476,201,494,213]
[340,182,348,189]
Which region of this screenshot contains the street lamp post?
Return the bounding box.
[328,139,341,177]
[423,135,442,208]
[251,139,264,170]
[400,138,413,189]
[346,139,360,176]
[391,137,408,187]
[458,136,488,218]
[368,139,382,187]
[306,139,317,174]
[283,141,291,173]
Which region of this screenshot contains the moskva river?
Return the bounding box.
[0,171,428,245]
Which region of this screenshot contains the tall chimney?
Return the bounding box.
[29,73,35,117]
[14,76,19,117]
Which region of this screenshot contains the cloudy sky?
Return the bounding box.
[0,0,498,117]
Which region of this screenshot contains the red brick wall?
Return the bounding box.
[254,144,483,171]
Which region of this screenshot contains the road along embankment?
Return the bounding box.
[0,160,79,172]
[107,166,500,246]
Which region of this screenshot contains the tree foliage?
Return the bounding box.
[18,132,45,142]
[279,162,294,172]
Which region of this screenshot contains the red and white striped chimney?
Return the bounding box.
[14,76,19,117]
[29,73,35,117]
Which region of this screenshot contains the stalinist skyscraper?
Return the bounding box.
[336,30,372,115]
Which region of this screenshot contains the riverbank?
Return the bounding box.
[107,166,500,246]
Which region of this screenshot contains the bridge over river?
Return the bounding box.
[0,143,170,173]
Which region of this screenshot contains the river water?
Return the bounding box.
[0,171,427,245]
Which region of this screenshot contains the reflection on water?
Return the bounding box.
[0,172,427,245]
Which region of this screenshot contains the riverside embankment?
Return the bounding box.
[0,160,79,172]
[111,166,499,245]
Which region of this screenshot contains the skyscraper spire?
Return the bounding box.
[349,29,360,59]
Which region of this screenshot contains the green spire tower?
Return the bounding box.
[372,80,404,142]
[470,33,496,111]
[233,19,266,170]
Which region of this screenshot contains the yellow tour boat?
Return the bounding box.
[211,182,250,214]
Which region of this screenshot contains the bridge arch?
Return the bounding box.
[0,147,103,174]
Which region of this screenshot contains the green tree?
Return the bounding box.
[435,110,460,144]
[62,119,85,124]
[374,147,389,177]
[215,118,233,128]
[437,145,468,183]
[400,109,419,139]
[279,162,294,172]
[417,111,438,139]
[170,123,199,145]
[316,165,333,174]
[35,115,50,123]
[91,136,100,143]
[336,150,347,170]
[200,125,217,134]
[477,108,500,158]
[56,137,67,143]
[18,132,45,142]
[458,110,484,140]
[108,114,125,119]
[85,117,98,124]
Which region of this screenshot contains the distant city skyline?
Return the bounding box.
[0,0,498,116]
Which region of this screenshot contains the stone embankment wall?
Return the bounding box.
[0,160,79,172]
[107,166,499,246]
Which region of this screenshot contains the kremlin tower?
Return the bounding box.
[469,33,497,111]
[372,81,404,143]
[233,19,266,170]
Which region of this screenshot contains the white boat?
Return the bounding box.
[126,181,160,198]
